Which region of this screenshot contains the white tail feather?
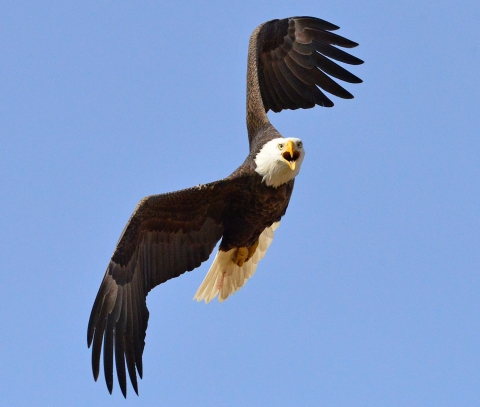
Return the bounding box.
[193,222,280,303]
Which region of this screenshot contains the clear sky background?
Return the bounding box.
[1,1,479,406]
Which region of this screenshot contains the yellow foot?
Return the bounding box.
[233,247,249,267]
[247,240,259,261]
[232,241,259,267]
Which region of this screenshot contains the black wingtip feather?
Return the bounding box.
[133,275,147,380]
[312,68,354,99]
[313,53,362,84]
[293,16,340,32]
[104,287,123,395]
[125,344,139,394]
[314,41,364,65]
[87,281,111,347]
[125,284,139,394]
[305,28,359,49]
[91,306,110,381]
[115,290,128,398]
[104,327,114,394]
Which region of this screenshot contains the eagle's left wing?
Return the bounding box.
[246,16,363,144]
[255,16,363,112]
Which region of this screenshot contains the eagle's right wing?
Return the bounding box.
[87,178,243,397]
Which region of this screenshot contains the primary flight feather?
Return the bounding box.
[87,16,363,397]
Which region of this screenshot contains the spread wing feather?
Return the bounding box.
[87,180,242,397]
[256,16,363,113]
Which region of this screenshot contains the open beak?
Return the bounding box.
[282,140,300,170]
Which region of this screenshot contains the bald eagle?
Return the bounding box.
[87,16,363,397]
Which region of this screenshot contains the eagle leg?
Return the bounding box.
[233,240,259,267]
[232,247,249,267]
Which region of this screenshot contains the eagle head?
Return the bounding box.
[254,137,305,187]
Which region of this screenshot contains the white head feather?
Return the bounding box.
[254,137,305,188]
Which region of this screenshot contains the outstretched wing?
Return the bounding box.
[256,16,363,112]
[87,179,239,397]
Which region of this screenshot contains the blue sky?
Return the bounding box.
[1,1,479,406]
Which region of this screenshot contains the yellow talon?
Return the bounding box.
[233,247,249,267]
[233,241,259,267]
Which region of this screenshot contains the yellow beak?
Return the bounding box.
[284,140,296,170]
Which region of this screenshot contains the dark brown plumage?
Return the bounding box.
[88,16,362,397]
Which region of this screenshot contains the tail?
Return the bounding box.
[193,222,280,303]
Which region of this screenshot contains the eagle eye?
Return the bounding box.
[297,141,302,148]
[278,143,284,150]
